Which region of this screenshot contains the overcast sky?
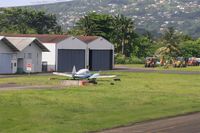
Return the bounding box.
[0,0,72,8]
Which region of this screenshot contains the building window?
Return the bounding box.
[27,53,32,59]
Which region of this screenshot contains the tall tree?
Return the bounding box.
[75,12,114,39]
[76,15,96,35]
[136,36,156,58]
[113,14,135,56]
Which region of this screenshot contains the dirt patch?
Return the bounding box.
[0,83,57,90]
[0,83,21,88]
[0,85,57,90]
[0,80,89,90]
[60,80,90,86]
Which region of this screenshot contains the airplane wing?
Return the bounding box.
[96,75,117,79]
[89,73,116,79]
[53,72,73,78]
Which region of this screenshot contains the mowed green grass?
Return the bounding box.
[0,72,200,133]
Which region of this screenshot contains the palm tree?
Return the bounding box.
[155,27,180,58]
[76,13,113,39]
[113,14,135,55]
[76,15,96,36]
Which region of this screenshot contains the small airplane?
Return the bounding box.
[53,66,117,82]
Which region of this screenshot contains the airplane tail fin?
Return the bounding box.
[72,66,76,76]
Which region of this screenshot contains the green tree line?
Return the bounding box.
[0,9,200,63]
[70,13,200,63]
[0,8,62,34]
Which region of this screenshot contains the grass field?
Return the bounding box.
[0,72,200,133]
[116,64,200,71]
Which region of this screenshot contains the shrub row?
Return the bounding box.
[115,54,145,64]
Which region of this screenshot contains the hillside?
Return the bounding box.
[32,0,200,38]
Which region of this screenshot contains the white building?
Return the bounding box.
[5,37,49,73]
[2,34,69,72]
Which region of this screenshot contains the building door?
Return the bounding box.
[57,49,85,72]
[17,58,24,73]
[11,60,17,74]
[89,50,113,71]
[42,61,48,72]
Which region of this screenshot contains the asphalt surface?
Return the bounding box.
[114,66,200,75]
[0,73,52,78]
[0,85,56,90]
[98,113,200,133]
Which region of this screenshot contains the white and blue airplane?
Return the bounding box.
[53,66,117,81]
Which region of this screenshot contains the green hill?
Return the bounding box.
[32,0,200,38]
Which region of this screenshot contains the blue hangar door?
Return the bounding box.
[0,53,12,74]
[89,50,113,71]
[57,49,85,72]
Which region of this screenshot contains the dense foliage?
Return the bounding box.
[0,8,62,34]
[180,39,200,58]
[69,13,200,63]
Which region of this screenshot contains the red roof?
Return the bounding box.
[77,36,99,44]
[1,34,70,43]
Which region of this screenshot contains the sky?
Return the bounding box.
[0,0,72,8]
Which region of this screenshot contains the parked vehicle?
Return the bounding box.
[197,58,200,65]
[173,57,187,68]
[187,57,199,66]
[145,57,157,68]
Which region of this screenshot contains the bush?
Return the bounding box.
[129,56,145,64]
[115,54,126,64]
[115,54,145,64]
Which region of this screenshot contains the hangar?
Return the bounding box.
[56,36,87,72]
[77,36,114,71]
[56,36,114,71]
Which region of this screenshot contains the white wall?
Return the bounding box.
[88,37,114,50]
[17,42,42,73]
[57,36,87,50]
[0,40,17,74]
[42,43,56,71]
